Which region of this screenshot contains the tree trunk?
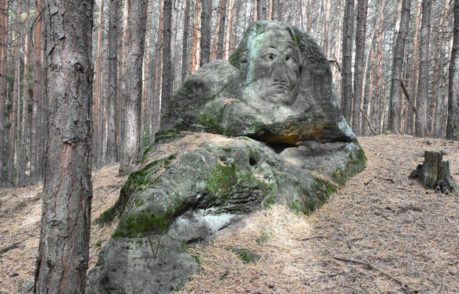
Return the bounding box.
[256,0,267,20]
[352,0,368,134]
[409,151,459,194]
[119,0,148,175]
[388,0,410,134]
[34,0,94,292]
[93,0,104,168]
[322,0,331,57]
[161,0,172,117]
[200,0,212,66]
[415,0,432,137]
[181,0,191,81]
[19,1,31,184]
[446,0,459,139]
[191,0,201,72]
[341,0,354,123]
[216,0,227,60]
[107,0,120,163]
[8,0,22,184]
[0,0,7,183]
[406,0,422,134]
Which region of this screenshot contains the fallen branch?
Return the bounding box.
[333,256,415,293]
[302,235,326,241]
[0,242,19,255]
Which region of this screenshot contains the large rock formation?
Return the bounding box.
[87,21,366,293]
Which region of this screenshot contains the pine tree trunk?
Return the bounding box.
[191,0,201,72]
[388,0,410,134]
[256,0,267,20]
[34,0,94,291]
[8,0,22,184]
[200,0,212,66]
[216,0,227,60]
[352,0,368,134]
[181,0,191,81]
[322,0,331,57]
[341,0,354,123]
[119,0,148,175]
[406,0,422,134]
[93,0,105,168]
[19,2,31,184]
[0,0,7,183]
[415,0,432,137]
[107,0,120,163]
[161,0,172,117]
[446,0,459,139]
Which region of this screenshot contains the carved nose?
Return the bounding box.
[272,63,289,85]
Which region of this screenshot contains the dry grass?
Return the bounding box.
[0,135,458,293]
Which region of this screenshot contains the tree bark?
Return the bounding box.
[181,0,191,81]
[388,0,410,134]
[341,0,354,123]
[8,0,22,184]
[352,0,368,134]
[0,0,7,183]
[447,0,459,139]
[256,0,267,20]
[200,0,212,66]
[216,0,227,60]
[34,0,94,292]
[191,0,201,72]
[322,0,331,57]
[415,0,432,137]
[119,0,148,175]
[93,0,105,168]
[161,0,172,117]
[107,0,120,163]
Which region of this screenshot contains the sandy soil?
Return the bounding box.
[1,135,458,293]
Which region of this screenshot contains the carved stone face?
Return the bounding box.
[242,28,301,106]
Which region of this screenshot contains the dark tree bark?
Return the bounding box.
[447,0,459,139]
[216,0,227,60]
[410,151,459,194]
[0,0,7,183]
[119,0,148,175]
[256,0,267,20]
[388,0,411,134]
[200,0,212,66]
[415,0,432,137]
[352,0,368,134]
[161,0,172,117]
[107,0,120,163]
[181,0,191,81]
[8,0,22,184]
[341,0,355,123]
[34,0,94,292]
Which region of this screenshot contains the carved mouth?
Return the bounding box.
[272,82,289,90]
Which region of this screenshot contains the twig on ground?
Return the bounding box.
[0,242,20,255]
[333,256,416,293]
[302,235,326,241]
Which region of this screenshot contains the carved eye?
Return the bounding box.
[286,56,290,61]
[263,53,276,62]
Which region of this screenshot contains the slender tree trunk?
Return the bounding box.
[34,0,94,292]
[161,0,172,117]
[200,0,212,66]
[216,0,227,60]
[388,0,411,134]
[352,0,368,134]
[151,0,163,132]
[406,0,422,134]
[341,0,354,123]
[191,0,202,72]
[93,0,105,168]
[446,0,459,139]
[119,0,148,175]
[322,0,331,57]
[256,0,267,20]
[415,0,432,137]
[0,0,7,183]
[8,0,22,184]
[181,0,191,81]
[19,1,31,184]
[107,0,120,163]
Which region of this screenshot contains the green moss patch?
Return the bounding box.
[206,163,237,198]
[230,248,261,264]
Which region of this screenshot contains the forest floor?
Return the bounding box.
[0,135,458,293]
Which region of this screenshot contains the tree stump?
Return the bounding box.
[410,151,459,195]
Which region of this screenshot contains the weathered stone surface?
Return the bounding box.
[161,21,354,144]
[87,134,365,293]
[87,21,366,293]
